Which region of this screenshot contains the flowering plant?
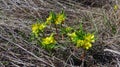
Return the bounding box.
[31,11,95,51]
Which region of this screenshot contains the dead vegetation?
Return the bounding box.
[0,0,120,67]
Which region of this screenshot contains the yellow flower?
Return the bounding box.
[68,32,77,38]
[46,11,56,24]
[76,40,84,48]
[114,5,118,11]
[75,33,95,50]
[68,32,77,42]
[38,23,46,31]
[32,23,39,36]
[46,14,52,24]
[76,40,92,50]
[55,13,66,24]
[84,33,95,43]
[83,42,92,50]
[32,23,46,37]
[42,34,56,46]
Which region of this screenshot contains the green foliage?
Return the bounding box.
[61,26,73,35]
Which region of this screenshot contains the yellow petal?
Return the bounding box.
[42,34,56,45]
[84,33,95,43]
[83,42,92,50]
[38,23,46,31]
[114,5,118,11]
[55,13,65,24]
[76,40,84,48]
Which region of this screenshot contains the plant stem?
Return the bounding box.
[55,24,58,39]
[61,23,64,40]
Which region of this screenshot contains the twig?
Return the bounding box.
[104,49,120,67]
[104,48,120,55]
[9,0,36,18]
[0,34,55,67]
[1,0,10,8]
[39,0,44,3]
[53,0,66,9]
[5,55,35,66]
[44,55,55,67]
[11,62,20,67]
[25,0,41,18]
[116,58,120,67]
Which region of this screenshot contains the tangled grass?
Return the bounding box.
[0,0,120,67]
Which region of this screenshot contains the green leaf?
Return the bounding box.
[50,11,56,23]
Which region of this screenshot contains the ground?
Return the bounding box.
[0,0,120,67]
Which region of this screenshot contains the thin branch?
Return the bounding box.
[1,0,10,8]
[53,0,66,9]
[11,62,20,67]
[116,58,120,67]
[104,48,120,55]
[5,55,35,66]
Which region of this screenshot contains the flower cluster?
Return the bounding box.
[32,23,46,37]
[31,11,66,50]
[41,33,56,49]
[46,11,66,25]
[68,29,95,50]
[55,11,66,24]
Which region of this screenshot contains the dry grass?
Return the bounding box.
[0,0,120,67]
